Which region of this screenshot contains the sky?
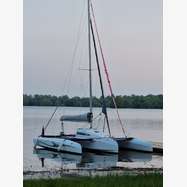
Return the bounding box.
[24,0,162,97]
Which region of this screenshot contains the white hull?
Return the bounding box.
[78,137,118,153]
[116,137,153,153]
[74,128,118,153]
[33,137,82,154]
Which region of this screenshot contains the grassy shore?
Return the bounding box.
[24,174,163,187]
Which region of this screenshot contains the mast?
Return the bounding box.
[87,0,93,128]
[90,19,111,136]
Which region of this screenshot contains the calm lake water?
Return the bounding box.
[23,106,163,173]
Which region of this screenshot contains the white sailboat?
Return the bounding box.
[33,0,118,154]
[34,0,152,154]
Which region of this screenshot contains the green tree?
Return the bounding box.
[23,94,163,109]
[115,95,124,108]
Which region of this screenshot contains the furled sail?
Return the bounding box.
[60,112,93,123]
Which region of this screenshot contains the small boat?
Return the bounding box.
[33,136,82,154]
[33,0,152,155]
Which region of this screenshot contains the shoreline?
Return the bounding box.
[24,144,163,180]
[24,167,163,180]
[23,105,163,110]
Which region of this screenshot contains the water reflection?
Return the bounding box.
[33,148,153,169]
[78,152,118,169]
[119,150,152,162]
[33,149,82,167]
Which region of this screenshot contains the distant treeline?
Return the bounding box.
[23,94,163,109]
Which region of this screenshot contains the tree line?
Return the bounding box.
[23,94,163,109]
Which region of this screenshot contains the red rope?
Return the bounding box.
[90,2,126,137]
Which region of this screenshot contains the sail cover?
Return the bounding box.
[60,112,93,123]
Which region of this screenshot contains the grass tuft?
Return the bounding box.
[24,173,163,187]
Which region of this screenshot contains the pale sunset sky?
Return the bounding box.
[24,0,162,97]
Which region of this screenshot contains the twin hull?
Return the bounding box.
[77,137,118,153]
[33,136,119,154]
[33,137,82,154]
[116,137,153,153]
[33,136,152,154]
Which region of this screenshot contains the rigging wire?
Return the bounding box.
[92,112,102,129]
[94,114,102,130]
[92,112,102,121]
[64,1,87,97]
[90,2,127,137]
[102,117,106,133]
[44,106,58,130]
[78,15,88,100]
[44,2,87,130]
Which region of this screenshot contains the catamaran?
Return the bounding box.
[33,0,118,154]
[34,0,152,154]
